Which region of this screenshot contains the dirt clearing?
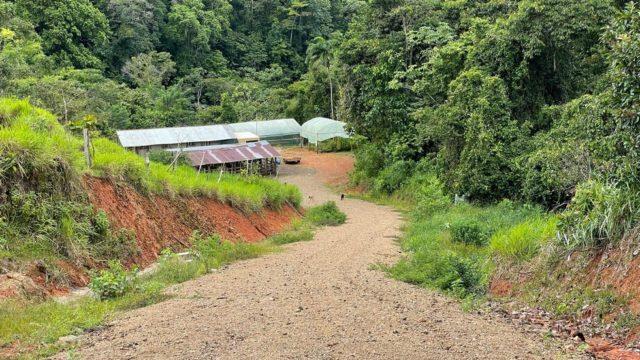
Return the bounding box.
[60,153,580,359]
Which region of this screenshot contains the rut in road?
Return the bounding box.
[63,165,577,359]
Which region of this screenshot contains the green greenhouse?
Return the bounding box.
[300,117,351,145]
[228,119,302,146]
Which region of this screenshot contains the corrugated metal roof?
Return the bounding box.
[227,119,301,138]
[116,124,236,148]
[184,141,281,166]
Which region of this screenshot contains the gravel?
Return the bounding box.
[59,164,582,359]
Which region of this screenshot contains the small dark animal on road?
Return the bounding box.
[341,194,345,200]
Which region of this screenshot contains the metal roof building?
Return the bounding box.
[116,124,236,153]
[183,141,281,175]
[227,119,301,145]
[301,117,350,144]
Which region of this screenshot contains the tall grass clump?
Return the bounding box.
[269,220,314,245]
[489,216,558,263]
[559,180,640,250]
[305,201,347,226]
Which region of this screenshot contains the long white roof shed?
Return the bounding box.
[227,119,301,138]
[116,124,236,148]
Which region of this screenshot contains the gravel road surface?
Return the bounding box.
[61,163,578,359]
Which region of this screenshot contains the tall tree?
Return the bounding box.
[16,0,111,69]
[306,36,337,119]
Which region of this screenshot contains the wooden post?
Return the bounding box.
[144,151,150,172]
[83,128,92,168]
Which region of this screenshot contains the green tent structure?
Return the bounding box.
[300,117,350,145]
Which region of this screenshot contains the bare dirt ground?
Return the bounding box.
[60,150,582,359]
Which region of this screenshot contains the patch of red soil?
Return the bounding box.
[281,148,354,187]
[588,338,640,360]
[84,176,297,268]
[489,278,513,297]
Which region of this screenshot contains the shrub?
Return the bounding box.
[318,137,354,152]
[490,216,558,262]
[373,160,414,195]
[450,219,489,246]
[305,201,347,226]
[350,143,385,188]
[89,261,136,299]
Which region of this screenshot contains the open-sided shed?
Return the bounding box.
[182,141,281,175]
[301,117,350,145]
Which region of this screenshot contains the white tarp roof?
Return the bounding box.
[235,131,260,141]
[227,119,301,138]
[301,117,350,143]
[117,124,235,148]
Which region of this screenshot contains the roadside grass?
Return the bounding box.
[269,220,314,245]
[305,201,347,226]
[489,216,558,263]
[0,236,273,359]
[0,201,346,358]
[389,200,549,299]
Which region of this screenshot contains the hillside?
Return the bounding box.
[0,98,301,298]
[3,0,640,358]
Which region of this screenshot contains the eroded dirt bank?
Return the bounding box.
[85,177,298,268]
[0,178,297,300]
[60,160,578,359]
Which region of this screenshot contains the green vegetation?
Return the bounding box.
[89,261,137,300]
[389,194,547,299]
[0,201,346,357]
[0,233,273,358]
[305,201,347,226]
[490,217,557,263]
[269,220,314,245]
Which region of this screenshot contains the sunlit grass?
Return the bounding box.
[0,98,301,212]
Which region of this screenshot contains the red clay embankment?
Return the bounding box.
[84,176,298,268]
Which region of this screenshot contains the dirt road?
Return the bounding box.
[63,160,577,359]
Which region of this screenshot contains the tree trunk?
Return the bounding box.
[329,75,335,120]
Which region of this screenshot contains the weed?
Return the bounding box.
[450,219,489,246]
[89,261,137,299]
[489,216,558,262]
[305,201,347,226]
[269,220,314,245]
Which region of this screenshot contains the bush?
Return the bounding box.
[373,160,414,195]
[490,216,557,262]
[89,261,136,299]
[450,219,489,246]
[350,143,385,188]
[318,137,354,152]
[305,201,347,226]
